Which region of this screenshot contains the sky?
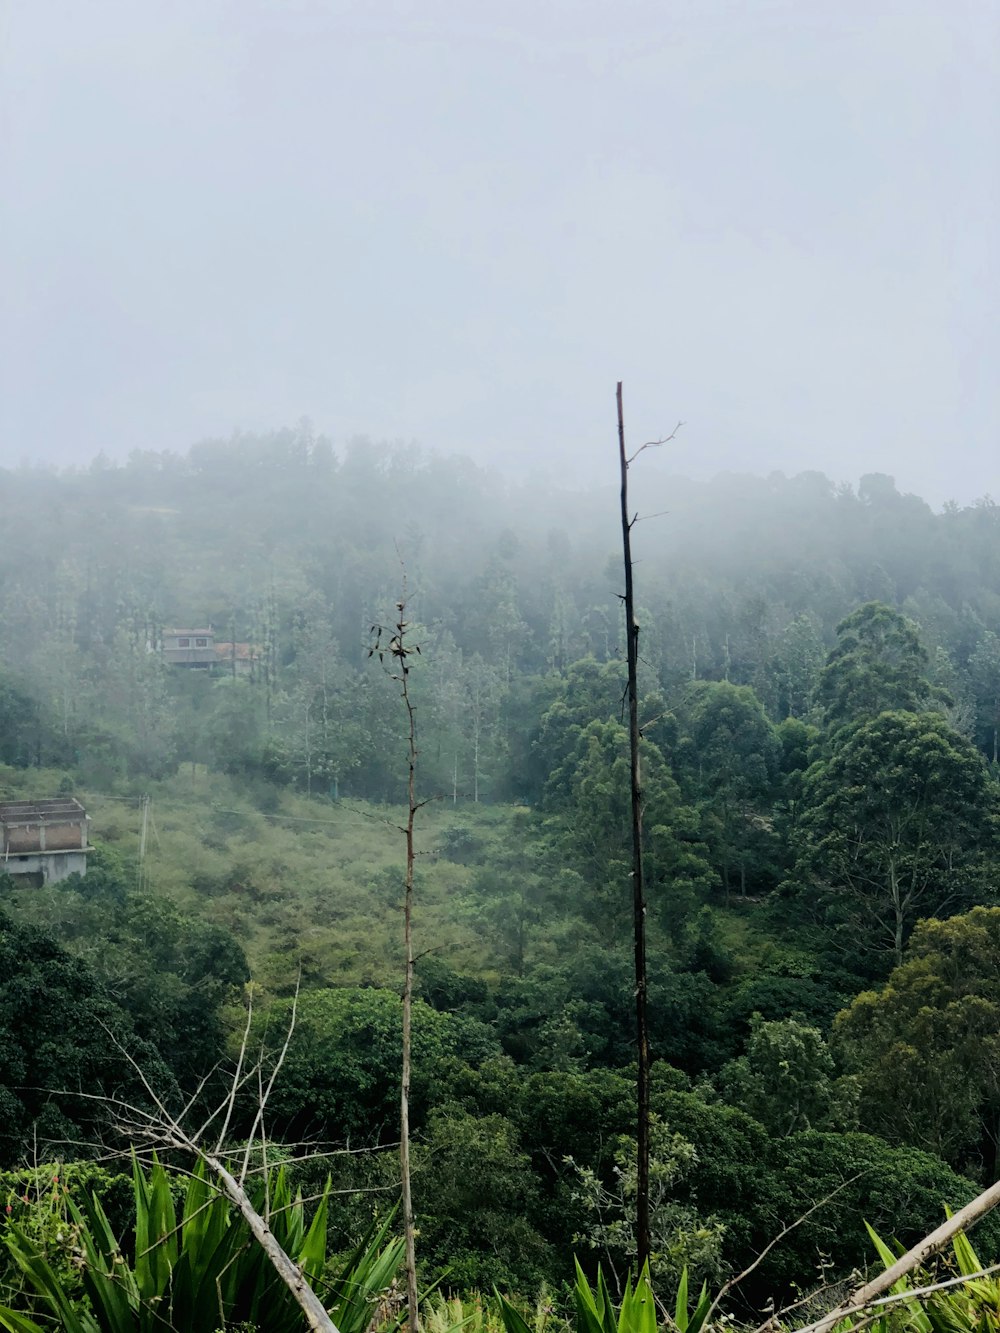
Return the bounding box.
[2,0,998,506]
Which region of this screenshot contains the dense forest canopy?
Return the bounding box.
[2,427,1000,1308]
[3,429,999,789]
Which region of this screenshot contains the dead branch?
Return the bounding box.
[89,1004,341,1333]
[239,975,300,1188]
[202,1147,337,1333]
[211,980,255,1151]
[791,1175,1000,1333]
[626,422,683,465]
[707,1176,860,1328]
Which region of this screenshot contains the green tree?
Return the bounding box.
[755,1130,999,1304]
[267,612,365,796]
[0,912,173,1167]
[462,654,507,803]
[103,897,249,1092]
[677,681,780,896]
[769,611,825,720]
[415,1106,551,1290]
[102,624,177,778]
[205,678,267,777]
[544,719,713,932]
[818,602,934,726]
[970,631,1000,763]
[797,710,995,966]
[0,672,44,767]
[566,1116,725,1289]
[255,988,499,1143]
[834,907,1000,1170]
[529,658,630,805]
[716,1014,855,1136]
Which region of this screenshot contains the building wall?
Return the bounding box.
[3,818,87,852]
[163,631,216,668]
[162,646,216,667]
[3,851,88,883]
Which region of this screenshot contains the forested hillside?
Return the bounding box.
[2,430,1000,1310]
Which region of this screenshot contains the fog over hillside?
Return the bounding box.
[3,5,1000,1321]
[3,1,998,503]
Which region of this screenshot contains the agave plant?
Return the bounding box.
[497,1259,711,1333]
[0,1155,403,1333]
[844,1219,1000,1333]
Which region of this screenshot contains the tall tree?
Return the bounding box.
[677,681,780,897]
[835,906,1000,1171]
[818,601,934,726]
[970,631,1000,763]
[797,710,996,967]
[770,611,825,720]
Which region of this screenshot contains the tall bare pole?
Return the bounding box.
[371,590,421,1333]
[617,382,651,1272]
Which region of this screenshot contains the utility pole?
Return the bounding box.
[137,794,150,893]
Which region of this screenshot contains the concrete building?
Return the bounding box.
[0,798,91,884]
[161,627,256,675]
[161,627,217,668]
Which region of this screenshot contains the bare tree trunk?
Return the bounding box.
[375,593,421,1333]
[304,699,313,796]
[100,994,340,1333]
[890,860,904,966]
[617,382,651,1273]
[204,1151,339,1333]
[401,650,419,1333]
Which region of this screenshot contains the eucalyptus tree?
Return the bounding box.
[970,630,1000,763]
[676,681,780,897]
[818,601,934,726]
[835,906,1000,1169]
[797,709,996,967]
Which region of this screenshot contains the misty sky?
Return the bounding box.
[2,0,998,505]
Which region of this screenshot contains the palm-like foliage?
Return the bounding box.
[840,1222,1000,1333]
[496,1260,711,1333]
[0,1156,403,1333]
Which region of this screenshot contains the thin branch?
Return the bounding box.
[84,990,337,1333]
[711,1176,860,1327]
[240,973,300,1187]
[213,983,255,1152]
[625,422,683,465]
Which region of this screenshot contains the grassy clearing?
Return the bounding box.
[0,765,537,993]
[0,764,787,1004]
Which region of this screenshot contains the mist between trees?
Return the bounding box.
[2,429,1000,1317]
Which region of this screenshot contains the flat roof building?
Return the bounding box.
[162,628,217,668]
[0,798,91,884]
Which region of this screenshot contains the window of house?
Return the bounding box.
[195,637,208,647]
[178,637,190,647]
